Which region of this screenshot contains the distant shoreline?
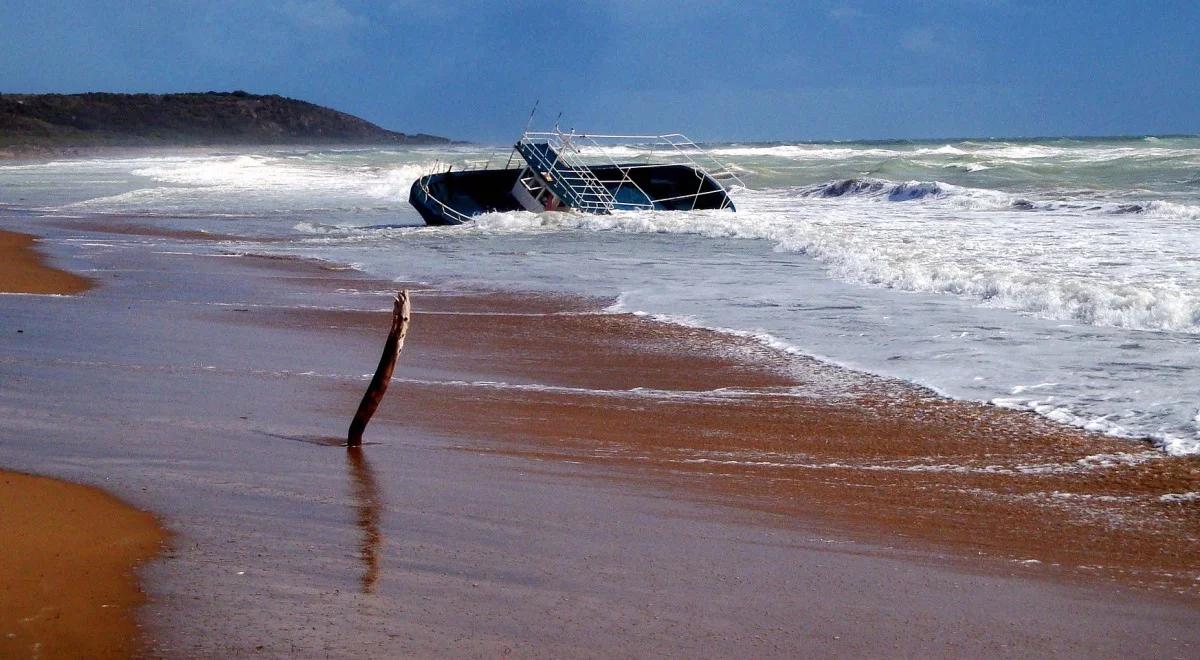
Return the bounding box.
[0,141,455,161]
[0,91,450,156]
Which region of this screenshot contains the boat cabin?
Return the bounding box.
[410,128,742,226]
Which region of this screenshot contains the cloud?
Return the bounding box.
[167,0,369,72]
[826,4,866,20]
[896,25,982,68]
[900,27,939,54]
[280,0,366,31]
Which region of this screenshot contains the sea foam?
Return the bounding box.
[464,182,1200,334]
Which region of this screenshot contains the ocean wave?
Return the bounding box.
[459,183,1200,335]
[575,143,986,162]
[13,143,1200,461]
[795,177,1200,220]
[1142,200,1200,220]
[776,220,1200,334]
[65,154,434,213]
[797,177,1036,211]
[800,178,948,201]
[579,141,1200,170]
[711,145,911,160]
[363,164,431,199]
[600,298,1198,455]
[130,155,429,197]
[992,394,1198,455]
[969,144,1200,164]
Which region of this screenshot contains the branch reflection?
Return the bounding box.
[346,446,382,594]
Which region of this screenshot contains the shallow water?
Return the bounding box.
[2,136,1197,453]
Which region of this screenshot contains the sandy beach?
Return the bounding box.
[0,214,1196,656]
[0,471,164,659]
[0,229,91,295]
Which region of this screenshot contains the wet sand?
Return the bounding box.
[265,284,1200,595]
[0,229,92,295]
[0,228,165,658]
[0,217,1197,656]
[0,471,165,659]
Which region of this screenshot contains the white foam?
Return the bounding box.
[1143,200,1200,221]
[390,377,782,402]
[441,185,1200,455]
[567,141,1200,169]
[363,165,430,200]
[669,449,1162,476]
[67,153,438,214]
[1009,383,1059,394]
[462,189,1200,335]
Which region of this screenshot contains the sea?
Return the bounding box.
[2,135,1197,455]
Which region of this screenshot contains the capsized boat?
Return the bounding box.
[409,128,743,225]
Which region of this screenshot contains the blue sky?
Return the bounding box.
[1,1,1197,142]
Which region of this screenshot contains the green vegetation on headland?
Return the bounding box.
[0,91,449,156]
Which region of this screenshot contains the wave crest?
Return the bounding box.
[802,177,946,201]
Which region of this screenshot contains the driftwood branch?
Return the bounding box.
[347,290,410,447]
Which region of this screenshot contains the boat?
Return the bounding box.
[409,127,743,226]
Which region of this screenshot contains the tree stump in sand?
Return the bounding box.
[348,291,410,447]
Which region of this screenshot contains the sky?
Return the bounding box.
[1,0,1197,143]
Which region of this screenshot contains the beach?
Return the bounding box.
[0,471,164,659]
[0,229,91,294]
[5,0,1199,654]
[0,213,1196,656]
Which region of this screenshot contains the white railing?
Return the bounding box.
[515,138,617,212]
[519,128,745,211]
[414,172,473,224]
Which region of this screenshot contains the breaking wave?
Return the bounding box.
[66,153,433,215]
[797,177,1200,219]
[800,178,948,201]
[459,179,1200,334]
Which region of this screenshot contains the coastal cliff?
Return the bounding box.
[0,91,447,154]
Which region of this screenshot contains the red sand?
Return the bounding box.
[0,230,91,295]
[0,471,165,659]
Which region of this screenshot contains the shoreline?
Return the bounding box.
[1,227,165,657]
[187,239,1200,597]
[0,141,454,162]
[1,217,1197,655]
[21,217,1200,594]
[274,277,1199,597]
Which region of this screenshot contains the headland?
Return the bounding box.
[0,91,448,158]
